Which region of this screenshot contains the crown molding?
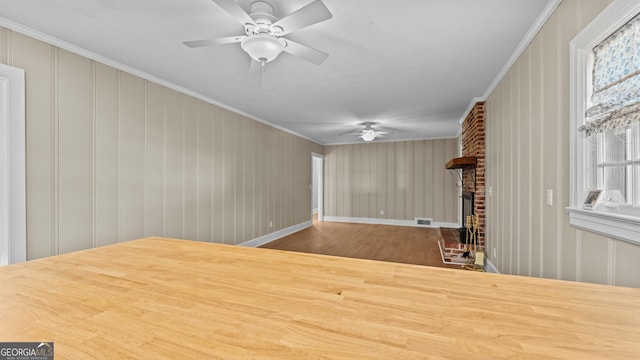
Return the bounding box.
[0,17,321,146]
[483,0,562,99]
[458,97,485,124]
[458,0,562,125]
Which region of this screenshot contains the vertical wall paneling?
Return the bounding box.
[246,120,257,240]
[579,231,609,285]
[211,107,224,244]
[233,115,244,243]
[506,71,515,275]
[404,142,414,220]
[519,50,533,276]
[163,89,184,239]
[145,82,164,238]
[11,33,55,259]
[530,36,543,278]
[57,50,93,253]
[423,141,434,218]
[182,96,198,241]
[222,111,236,244]
[0,27,6,63]
[432,140,445,221]
[1,26,322,258]
[558,2,579,282]
[444,140,458,222]
[119,73,146,242]
[269,128,278,230]
[94,63,119,247]
[258,123,269,235]
[385,143,395,218]
[485,0,640,287]
[325,146,335,216]
[324,139,458,224]
[414,141,425,218]
[197,102,212,242]
[332,146,341,216]
[394,142,405,219]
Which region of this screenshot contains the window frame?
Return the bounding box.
[569,0,640,245]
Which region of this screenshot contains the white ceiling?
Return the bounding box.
[0,0,553,145]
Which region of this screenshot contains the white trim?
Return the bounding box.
[568,0,640,244]
[312,153,324,222]
[0,63,26,266]
[484,258,500,274]
[326,134,458,146]
[237,221,312,248]
[568,208,640,246]
[484,0,562,99]
[323,216,458,229]
[459,0,562,125]
[458,97,485,124]
[0,17,322,146]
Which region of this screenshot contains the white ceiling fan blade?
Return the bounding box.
[272,0,332,35]
[182,35,246,48]
[283,39,328,65]
[211,0,255,27]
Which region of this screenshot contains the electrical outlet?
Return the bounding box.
[546,189,553,206]
[493,248,497,258]
[380,210,384,216]
[488,186,493,197]
[269,220,273,228]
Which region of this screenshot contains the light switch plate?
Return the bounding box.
[546,189,553,206]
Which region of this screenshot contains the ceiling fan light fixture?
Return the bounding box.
[360,129,377,142]
[241,34,285,63]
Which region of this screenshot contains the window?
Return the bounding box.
[569,0,640,245]
[587,124,640,215]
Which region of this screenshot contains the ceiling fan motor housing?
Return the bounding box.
[241,1,287,63]
[245,1,283,35]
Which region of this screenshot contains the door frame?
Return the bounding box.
[0,63,26,265]
[311,153,324,222]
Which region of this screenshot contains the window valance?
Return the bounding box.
[579,13,640,136]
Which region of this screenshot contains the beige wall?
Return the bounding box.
[0,28,322,260]
[485,0,640,287]
[324,140,458,224]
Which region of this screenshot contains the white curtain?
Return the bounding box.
[579,13,640,136]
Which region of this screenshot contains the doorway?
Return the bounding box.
[311,153,323,222]
[0,63,26,265]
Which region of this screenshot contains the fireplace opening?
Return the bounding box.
[460,191,474,243]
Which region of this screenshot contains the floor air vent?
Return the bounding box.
[416,218,433,226]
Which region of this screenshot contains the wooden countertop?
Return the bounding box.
[1,237,639,359]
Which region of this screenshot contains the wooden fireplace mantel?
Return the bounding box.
[445,156,477,169]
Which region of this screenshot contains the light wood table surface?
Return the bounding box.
[1,237,639,359]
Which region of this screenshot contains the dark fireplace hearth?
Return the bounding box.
[460,191,474,243]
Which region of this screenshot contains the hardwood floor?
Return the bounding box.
[261,218,459,269]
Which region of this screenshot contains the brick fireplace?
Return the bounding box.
[461,102,485,249]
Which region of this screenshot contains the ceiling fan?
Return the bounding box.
[343,122,393,142]
[183,0,332,69]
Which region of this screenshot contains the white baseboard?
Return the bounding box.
[484,258,500,274]
[238,221,312,248]
[323,216,458,229]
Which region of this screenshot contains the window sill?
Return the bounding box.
[568,207,640,245]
